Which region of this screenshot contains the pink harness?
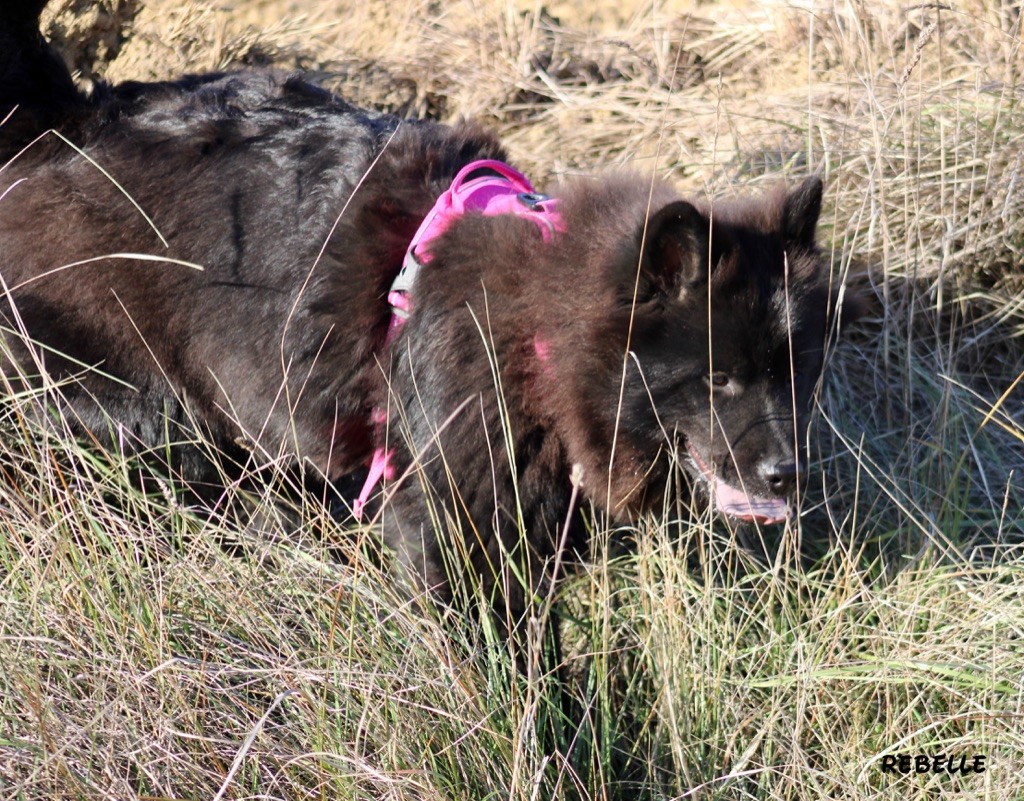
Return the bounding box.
[352,159,564,519]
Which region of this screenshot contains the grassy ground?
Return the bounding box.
[2,0,1023,799]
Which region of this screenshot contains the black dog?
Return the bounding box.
[1,1,857,635]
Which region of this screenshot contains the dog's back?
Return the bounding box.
[0,5,506,478]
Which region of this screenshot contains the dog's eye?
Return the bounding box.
[706,371,730,388]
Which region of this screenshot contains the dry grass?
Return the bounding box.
[2,0,1023,799]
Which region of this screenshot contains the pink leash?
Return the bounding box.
[352,159,564,519]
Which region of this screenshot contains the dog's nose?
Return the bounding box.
[761,462,802,497]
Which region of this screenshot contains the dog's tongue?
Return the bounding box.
[711,478,790,525]
[686,443,790,525]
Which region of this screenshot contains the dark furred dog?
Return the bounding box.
[1,2,856,630]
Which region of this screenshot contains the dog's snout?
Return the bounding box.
[760,461,803,497]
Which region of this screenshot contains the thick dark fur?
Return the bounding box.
[1,5,856,634]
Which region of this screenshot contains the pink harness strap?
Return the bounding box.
[352,159,564,520]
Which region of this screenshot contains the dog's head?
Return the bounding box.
[544,176,859,523]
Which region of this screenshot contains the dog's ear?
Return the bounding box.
[640,200,716,299]
[783,176,823,247]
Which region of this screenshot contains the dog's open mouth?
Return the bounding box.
[686,442,790,525]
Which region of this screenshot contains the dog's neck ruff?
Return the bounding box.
[354,159,563,520]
